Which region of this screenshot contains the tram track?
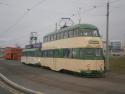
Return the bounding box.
[0,78,23,94]
[0,73,43,94]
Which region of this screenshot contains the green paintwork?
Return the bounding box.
[80,70,105,77]
[22,48,41,57]
[22,48,105,60]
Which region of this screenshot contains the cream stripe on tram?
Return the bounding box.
[42,37,103,50]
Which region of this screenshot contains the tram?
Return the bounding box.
[21,23,105,76]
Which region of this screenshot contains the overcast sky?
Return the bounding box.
[0,0,125,47]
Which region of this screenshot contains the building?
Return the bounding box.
[109,41,123,56]
[110,41,121,52]
[103,40,124,56]
[4,47,22,60]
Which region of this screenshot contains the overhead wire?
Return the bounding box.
[1,0,46,35]
[70,0,123,18]
[109,0,125,13]
[0,1,9,6]
[1,0,124,45]
[2,0,122,35]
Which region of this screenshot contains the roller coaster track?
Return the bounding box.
[0,73,43,94]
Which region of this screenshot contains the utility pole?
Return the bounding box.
[78,8,82,24]
[106,1,110,71]
[55,22,57,32]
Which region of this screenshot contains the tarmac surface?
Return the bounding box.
[0,87,12,94]
[0,59,125,94]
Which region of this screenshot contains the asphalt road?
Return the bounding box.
[0,59,125,94]
[0,87,12,94]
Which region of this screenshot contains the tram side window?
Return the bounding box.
[36,51,41,57]
[54,50,58,57]
[47,36,50,41]
[50,35,52,41]
[44,36,46,42]
[57,33,60,40]
[74,29,79,37]
[52,34,54,41]
[68,49,78,58]
[34,51,36,56]
[78,29,91,36]
[92,30,99,37]
[63,49,76,58]
[28,51,31,56]
[44,36,47,42]
[43,37,45,42]
[68,49,72,58]
[42,51,45,57]
[53,35,55,40]
[47,36,49,41]
[69,30,74,38]
[95,49,101,56]
[83,31,88,36]
[79,49,85,59]
[63,31,69,38]
[79,48,94,58]
[26,51,30,56]
[83,31,91,36]
[88,31,92,36]
[41,51,43,57]
[85,49,94,57]
[50,50,54,57]
[64,49,70,58]
[43,51,48,57]
[46,36,48,42]
[32,51,35,57]
[79,30,84,36]
[60,32,64,39]
[72,49,79,58]
[51,35,53,41]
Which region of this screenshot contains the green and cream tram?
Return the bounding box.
[21,48,41,65]
[21,24,105,76]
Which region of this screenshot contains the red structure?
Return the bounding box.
[4,47,22,60]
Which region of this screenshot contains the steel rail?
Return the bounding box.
[0,73,44,94]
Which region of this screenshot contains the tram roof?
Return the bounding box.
[45,24,98,37]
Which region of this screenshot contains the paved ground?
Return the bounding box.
[0,59,125,94]
[0,87,12,94]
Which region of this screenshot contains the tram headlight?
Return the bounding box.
[38,59,41,62]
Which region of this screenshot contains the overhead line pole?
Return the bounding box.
[106,1,110,71]
[78,8,82,24]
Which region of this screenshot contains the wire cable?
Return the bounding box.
[70,0,124,19]
[1,0,46,35]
